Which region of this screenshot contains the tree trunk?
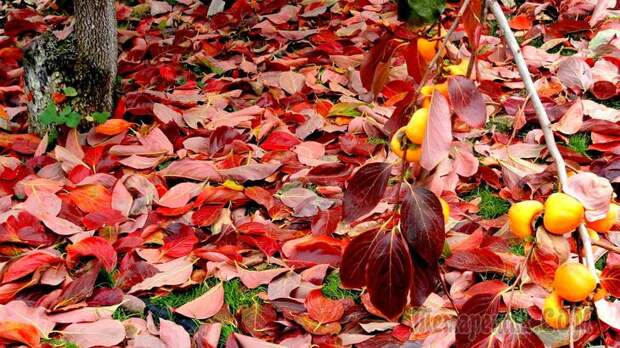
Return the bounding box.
[24,0,117,137]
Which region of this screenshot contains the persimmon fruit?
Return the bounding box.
[405,108,428,145]
[543,193,584,235]
[586,203,618,233]
[553,262,596,302]
[390,127,422,162]
[508,200,543,239]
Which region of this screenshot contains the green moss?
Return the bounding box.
[567,133,591,155]
[598,96,620,109]
[486,116,513,133]
[112,307,144,321]
[596,254,607,271]
[223,278,265,314]
[510,308,529,323]
[509,242,525,256]
[322,272,361,302]
[219,322,237,347]
[367,136,388,145]
[150,279,218,310]
[462,186,510,219]
[41,338,79,348]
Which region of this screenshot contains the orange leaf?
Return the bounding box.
[67,184,112,213]
[509,15,533,30]
[66,236,117,272]
[0,321,40,346]
[95,119,132,136]
[0,107,8,120]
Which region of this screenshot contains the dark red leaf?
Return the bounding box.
[401,186,445,264]
[238,303,279,339]
[304,289,344,323]
[51,263,100,310]
[87,287,124,307]
[340,229,378,288]
[601,265,620,297]
[448,76,486,128]
[591,80,617,100]
[403,40,426,84]
[410,259,438,306]
[116,261,159,291]
[360,35,398,95]
[306,163,352,186]
[66,237,117,272]
[343,162,392,222]
[462,0,483,52]
[445,249,506,274]
[81,208,126,230]
[526,246,559,289]
[366,229,413,320]
[455,293,500,348]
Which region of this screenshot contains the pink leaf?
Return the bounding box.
[556,57,592,92]
[237,265,289,289]
[565,172,613,221]
[159,318,191,348]
[421,91,452,171]
[157,182,203,208]
[219,162,282,182]
[553,99,583,134]
[448,76,486,128]
[62,319,125,348]
[175,283,224,319]
[278,70,306,95]
[595,299,620,330]
[158,158,222,182]
[234,333,285,348]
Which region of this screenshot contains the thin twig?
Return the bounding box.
[487,0,597,278]
[593,239,620,254]
[569,305,575,348]
[439,266,460,315]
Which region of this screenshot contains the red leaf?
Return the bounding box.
[67,237,117,272]
[0,321,40,347]
[360,35,398,95]
[509,15,533,30]
[260,131,301,151]
[343,162,392,222]
[306,163,352,186]
[503,323,545,348]
[292,313,341,336]
[161,224,198,258]
[116,261,159,291]
[462,0,483,52]
[601,265,620,297]
[448,76,486,128]
[366,229,413,320]
[420,91,452,170]
[410,261,438,306]
[455,293,500,347]
[311,206,342,236]
[340,229,378,288]
[67,184,113,213]
[401,186,445,264]
[2,250,62,283]
[282,235,345,267]
[192,204,224,227]
[81,209,126,230]
[403,40,426,84]
[239,303,279,339]
[52,264,100,310]
[591,80,617,100]
[526,246,559,289]
[445,249,506,274]
[304,289,344,323]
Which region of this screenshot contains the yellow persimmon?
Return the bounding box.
[508,200,544,239]
[440,197,450,224]
[586,203,618,233]
[420,82,449,99]
[390,127,422,162]
[543,292,569,329]
[405,108,429,145]
[445,59,469,76]
[553,262,596,302]
[417,38,437,63]
[543,193,584,235]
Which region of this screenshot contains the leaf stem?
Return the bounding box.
[487,0,597,278]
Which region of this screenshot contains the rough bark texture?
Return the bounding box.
[24,0,117,136]
[73,0,117,115]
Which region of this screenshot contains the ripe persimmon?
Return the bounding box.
[543,193,584,235]
[420,82,449,99]
[405,108,428,145]
[417,38,436,63]
[543,292,569,329]
[553,262,596,302]
[390,127,422,162]
[508,200,543,239]
[586,203,618,233]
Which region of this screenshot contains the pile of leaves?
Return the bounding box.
[0,0,619,347]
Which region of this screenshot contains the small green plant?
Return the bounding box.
[112,307,143,321]
[223,278,265,314]
[486,116,513,133]
[322,272,361,301]
[40,103,81,128]
[463,186,510,219]
[367,136,388,145]
[567,133,591,155]
[509,242,525,256]
[219,322,237,347]
[150,279,218,310]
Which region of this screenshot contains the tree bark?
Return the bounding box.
[73,0,117,115]
[24,0,117,137]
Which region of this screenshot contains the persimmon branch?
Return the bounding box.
[487,0,597,278]
[592,239,620,255]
